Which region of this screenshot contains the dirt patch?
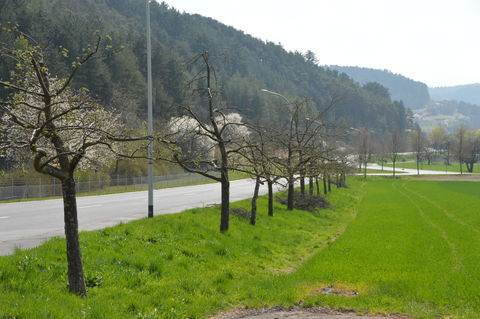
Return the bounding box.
[231,208,251,220]
[276,193,330,212]
[316,286,358,297]
[211,306,407,319]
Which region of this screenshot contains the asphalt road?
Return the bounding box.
[0,165,465,256]
[366,163,459,175]
[0,179,280,255]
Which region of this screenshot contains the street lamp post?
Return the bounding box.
[260,88,290,104]
[260,88,297,210]
[146,0,154,218]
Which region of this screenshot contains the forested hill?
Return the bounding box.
[0,0,412,134]
[430,84,480,106]
[414,100,480,132]
[328,65,430,110]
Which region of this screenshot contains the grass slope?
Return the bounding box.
[268,178,480,318]
[0,179,364,318]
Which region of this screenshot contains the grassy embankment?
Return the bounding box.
[267,178,480,318]
[3,178,480,318]
[383,160,480,173]
[0,178,365,318]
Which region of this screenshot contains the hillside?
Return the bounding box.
[0,0,412,134]
[327,65,430,109]
[414,100,480,132]
[429,84,480,106]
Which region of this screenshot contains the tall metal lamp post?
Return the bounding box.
[146,0,154,218]
[260,88,290,104]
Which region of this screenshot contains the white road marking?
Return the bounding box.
[0,216,9,219]
[78,204,102,209]
[113,217,137,220]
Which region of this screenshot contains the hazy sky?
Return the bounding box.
[164,0,479,87]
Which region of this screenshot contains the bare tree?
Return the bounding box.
[429,124,448,158]
[355,127,372,179]
[164,52,249,232]
[409,128,424,175]
[455,125,467,174]
[390,130,401,177]
[0,30,145,296]
[463,129,480,173]
[268,98,337,210]
[377,137,389,171]
[233,124,283,221]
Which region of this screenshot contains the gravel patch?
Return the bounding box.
[211,307,407,319]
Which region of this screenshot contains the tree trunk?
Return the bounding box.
[323,173,327,194]
[220,170,230,232]
[315,177,320,196]
[300,175,305,195]
[328,175,331,192]
[61,177,87,297]
[267,180,274,217]
[416,156,420,175]
[309,177,314,195]
[250,177,260,225]
[393,160,396,178]
[287,180,294,210]
[466,162,474,173]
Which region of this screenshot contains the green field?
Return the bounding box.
[269,178,480,318]
[2,178,480,318]
[384,160,480,173]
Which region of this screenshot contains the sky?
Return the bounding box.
[164,0,480,88]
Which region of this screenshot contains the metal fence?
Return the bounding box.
[0,172,215,201]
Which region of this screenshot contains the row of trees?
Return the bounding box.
[353,123,480,175]
[424,124,479,174]
[162,52,350,231]
[0,32,352,297]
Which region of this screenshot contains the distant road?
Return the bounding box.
[365,164,459,175]
[0,179,280,255]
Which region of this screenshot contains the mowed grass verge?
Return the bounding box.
[266,178,480,318]
[0,179,365,318]
[383,161,480,173]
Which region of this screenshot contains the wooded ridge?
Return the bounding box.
[0,0,412,134]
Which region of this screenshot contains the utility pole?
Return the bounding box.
[146,0,154,218]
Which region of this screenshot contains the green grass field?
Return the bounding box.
[384,161,480,173]
[2,178,480,318]
[268,178,480,318]
[0,179,364,319]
